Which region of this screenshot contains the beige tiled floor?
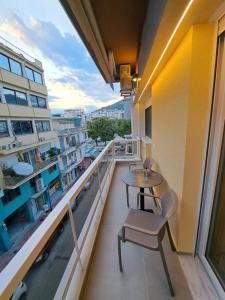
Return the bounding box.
[80,164,192,300]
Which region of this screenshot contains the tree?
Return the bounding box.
[113,119,131,137]
[87,117,131,145]
[87,118,114,145]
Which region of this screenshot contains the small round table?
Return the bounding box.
[121,169,163,210]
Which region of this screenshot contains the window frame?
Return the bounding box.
[30,94,47,108]
[9,57,22,76]
[2,187,21,205]
[0,53,10,71]
[0,120,9,138]
[35,120,51,133]
[25,66,43,85]
[11,120,33,135]
[4,87,28,106]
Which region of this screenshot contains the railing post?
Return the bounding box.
[97,166,103,203]
[112,141,115,159]
[137,137,141,159]
[67,203,83,270]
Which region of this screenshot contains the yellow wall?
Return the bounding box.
[151,24,216,252]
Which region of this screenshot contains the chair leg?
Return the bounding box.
[166,222,176,252]
[118,236,123,272]
[149,187,158,207]
[126,184,129,208]
[158,242,174,296]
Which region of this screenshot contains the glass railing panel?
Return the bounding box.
[114,139,138,159]
[22,211,74,300]
[0,142,116,300]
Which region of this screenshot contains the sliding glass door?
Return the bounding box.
[206,126,225,289]
[198,30,225,298]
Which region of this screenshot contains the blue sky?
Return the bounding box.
[0,0,121,113]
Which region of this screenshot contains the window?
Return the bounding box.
[0,53,10,71]
[42,121,51,131]
[48,164,57,173]
[34,71,43,84]
[9,58,22,76]
[145,106,152,139]
[35,120,51,132]
[0,53,22,76]
[3,88,28,106]
[38,97,46,108]
[30,95,38,107]
[15,91,27,106]
[0,121,9,137]
[2,187,21,205]
[23,149,36,166]
[25,67,34,81]
[25,67,43,84]
[30,95,46,108]
[12,121,33,135]
[35,121,43,132]
[4,88,16,104]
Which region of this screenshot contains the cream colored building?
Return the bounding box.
[0,40,62,252]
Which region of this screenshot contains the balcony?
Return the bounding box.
[3,157,58,189]
[0,138,205,300]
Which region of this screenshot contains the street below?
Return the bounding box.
[24,161,108,300]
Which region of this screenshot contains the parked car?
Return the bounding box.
[34,222,64,264]
[83,175,94,191]
[11,282,27,300]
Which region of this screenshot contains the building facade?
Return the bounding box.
[0,42,62,252]
[52,115,88,190]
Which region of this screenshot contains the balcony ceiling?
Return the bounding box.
[90,0,149,76]
[60,0,150,84]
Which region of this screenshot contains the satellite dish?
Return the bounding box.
[12,162,33,176]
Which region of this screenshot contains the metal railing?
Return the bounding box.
[0,139,140,300]
[0,35,41,67]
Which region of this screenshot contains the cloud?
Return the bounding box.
[47,79,121,112]
[0,15,121,112]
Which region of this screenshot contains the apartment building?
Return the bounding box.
[52,115,88,190]
[0,41,62,252]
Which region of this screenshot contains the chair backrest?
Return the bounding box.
[161,190,177,220]
[143,158,154,170]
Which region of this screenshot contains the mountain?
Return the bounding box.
[93,100,124,113]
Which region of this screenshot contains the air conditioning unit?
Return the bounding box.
[120,64,133,96]
[35,178,44,192]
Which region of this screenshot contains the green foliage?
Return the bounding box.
[87,118,131,144]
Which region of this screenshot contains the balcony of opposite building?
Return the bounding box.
[3,156,58,189]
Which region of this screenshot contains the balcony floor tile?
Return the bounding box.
[80,164,192,300]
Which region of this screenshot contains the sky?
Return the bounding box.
[0,0,121,113]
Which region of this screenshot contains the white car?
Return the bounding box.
[11,282,27,300]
